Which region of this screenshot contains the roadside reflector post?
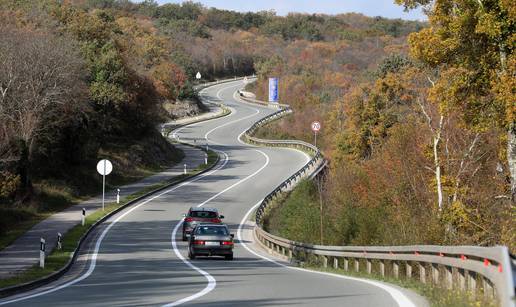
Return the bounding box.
[116,188,120,204]
[205,153,208,165]
[184,164,187,175]
[81,208,86,226]
[39,238,46,268]
[57,232,62,250]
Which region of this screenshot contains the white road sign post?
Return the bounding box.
[97,159,113,211]
[311,121,321,147]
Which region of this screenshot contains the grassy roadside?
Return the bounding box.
[0,133,184,252]
[262,180,495,307]
[0,148,219,290]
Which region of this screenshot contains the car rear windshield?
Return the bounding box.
[189,211,218,218]
[195,226,229,236]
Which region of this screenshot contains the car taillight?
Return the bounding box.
[193,240,205,245]
[221,241,233,246]
[184,217,193,222]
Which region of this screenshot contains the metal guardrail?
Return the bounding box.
[241,96,515,307]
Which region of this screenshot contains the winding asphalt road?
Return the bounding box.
[0,80,425,306]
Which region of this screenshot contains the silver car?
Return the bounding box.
[188,224,234,260]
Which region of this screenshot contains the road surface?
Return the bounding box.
[0,80,425,306]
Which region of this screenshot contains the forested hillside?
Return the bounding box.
[258,0,514,250]
[4,0,510,251]
[0,0,426,238]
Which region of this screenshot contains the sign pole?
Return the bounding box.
[96,159,113,211]
[311,121,321,148]
[102,159,106,211]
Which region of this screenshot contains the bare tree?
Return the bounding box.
[0,27,86,188]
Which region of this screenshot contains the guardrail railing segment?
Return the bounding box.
[240,93,515,307]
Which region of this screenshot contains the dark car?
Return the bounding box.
[182,207,224,241]
[188,223,234,260]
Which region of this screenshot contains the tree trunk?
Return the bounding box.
[17,139,31,190]
[434,135,444,211]
[508,124,516,201]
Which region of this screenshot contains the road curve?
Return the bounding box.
[0,80,423,306]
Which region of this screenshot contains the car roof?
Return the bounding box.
[195,223,227,227]
[189,207,218,212]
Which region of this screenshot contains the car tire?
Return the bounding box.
[225,254,233,261]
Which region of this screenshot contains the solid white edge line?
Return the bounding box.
[172,82,243,139]
[0,153,230,306]
[237,210,418,307]
[0,81,245,306]
[163,149,270,307]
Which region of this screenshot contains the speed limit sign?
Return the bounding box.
[311,121,321,132]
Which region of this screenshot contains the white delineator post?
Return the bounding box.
[116,188,120,204]
[57,232,62,250]
[81,208,85,226]
[205,153,208,165]
[39,238,45,268]
[184,164,187,175]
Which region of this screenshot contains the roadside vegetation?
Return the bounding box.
[0,147,218,289]
[0,0,429,250]
[254,0,515,252]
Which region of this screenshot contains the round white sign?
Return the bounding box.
[96,159,113,176]
[196,72,201,80]
[311,121,321,132]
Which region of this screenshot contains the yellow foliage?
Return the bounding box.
[0,171,20,199]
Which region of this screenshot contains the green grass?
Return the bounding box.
[0,133,184,251]
[0,149,219,289]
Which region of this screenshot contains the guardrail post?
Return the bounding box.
[288,249,293,259]
[354,259,360,272]
[445,266,453,289]
[366,259,372,274]
[379,260,385,277]
[482,278,493,300]
[392,261,399,279]
[419,263,426,284]
[344,258,349,271]
[458,269,466,291]
[322,256,328,268]
[432,263,439,285]
[468,271,476,298]
[406,261,412,279]
[333,257,339,269]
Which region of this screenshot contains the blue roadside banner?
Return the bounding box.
[268,77,279,103]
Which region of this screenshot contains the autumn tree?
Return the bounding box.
[396,0,516,200]
[0,27,86,189]
[152,62,187,100]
